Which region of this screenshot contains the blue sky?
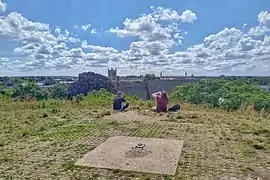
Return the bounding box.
[0,0,270,76]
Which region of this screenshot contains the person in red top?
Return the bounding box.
[151,91,169,112]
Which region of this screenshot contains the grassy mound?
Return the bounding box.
[0,92,269,179]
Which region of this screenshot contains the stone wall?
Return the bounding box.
[117,81,149,100]
[117,79,198,100]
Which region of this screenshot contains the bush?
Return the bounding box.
[50,84,68,100]
[74,88,145,109]
[82,89,115,107]
[11,82,49,101]
[76,93,85,102]
[171,79,270,112]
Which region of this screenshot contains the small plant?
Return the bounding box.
[253,143,266,150]
[175,114,184,119]
[61,161,75,171]
[41,113,49,118]
[51,108,60,114]
[76,93,85,102]
[100,110,111,116]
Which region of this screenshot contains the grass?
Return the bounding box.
[0,99,270,179]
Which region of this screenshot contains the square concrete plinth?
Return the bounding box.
[74,136,184,175]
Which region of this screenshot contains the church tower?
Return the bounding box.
[108,68,117,81]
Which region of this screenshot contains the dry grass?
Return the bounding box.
[0,101,270,180]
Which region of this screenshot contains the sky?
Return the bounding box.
[0,0,270,77]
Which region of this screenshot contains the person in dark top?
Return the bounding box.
[113,91,129,111]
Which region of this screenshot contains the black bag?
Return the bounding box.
[168,104,181,112]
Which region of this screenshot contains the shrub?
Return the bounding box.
[171,79,270,112]
[76,93,85,102]
[50,83,68,100]
[11,82,49,101]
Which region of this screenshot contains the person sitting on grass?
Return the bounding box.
[151,91,169,112]
[113,91,129,111]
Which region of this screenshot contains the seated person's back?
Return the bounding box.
[152,91,169,112]
[113,91,129,111]
[113,96,125,110]
[156,95,168,112]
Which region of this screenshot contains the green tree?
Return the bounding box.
[144,74,156,80]
[44,78,57,86]
[11,82,49,100]
[50,83,68,100]
[171,79,270,112]
[76,93,85,102]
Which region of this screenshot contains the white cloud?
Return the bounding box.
[0,11,79,49]
[0,12,51,41]
[0,2,86,73]
[81,40,118,53]
[108,9,184,60]
[81,24,91,31]
[14,44,37,55]
[0,0,7,13]
[179,10,197,23]
[108,15,157,37]
[248,11,270,36]
[0,57,12,70]
[90,28,97,34]
[108,7,189,44]
[68,37,81,43]
[0,1,270,76]
[61,47,85,58]
[53,42,67,51]
[54,27,61,35]
[150,6,197,23]
[258,11,270,28]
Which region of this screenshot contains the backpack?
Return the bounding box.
[168,104,181,112]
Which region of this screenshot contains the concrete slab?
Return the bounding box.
[74,136,184,175]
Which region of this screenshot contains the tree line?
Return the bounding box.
[1,77,269,112]
[171,79,270,112]
[0,82,69,101]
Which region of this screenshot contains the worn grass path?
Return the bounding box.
[0,102,269,179]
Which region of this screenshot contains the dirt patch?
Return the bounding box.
[103,110,169,122]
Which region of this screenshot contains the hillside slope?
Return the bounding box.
[0,101,269,179]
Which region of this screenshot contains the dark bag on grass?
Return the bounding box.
[168,104,181,112]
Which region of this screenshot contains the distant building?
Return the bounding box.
[159,71,194,80]
[108,68,117,82]
[107,68,195,91]
[108,68,144,82]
